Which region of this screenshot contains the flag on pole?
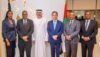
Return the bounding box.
[63,0,68,23]
[8,0,11,10]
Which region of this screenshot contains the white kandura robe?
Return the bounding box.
[32,18,48,57]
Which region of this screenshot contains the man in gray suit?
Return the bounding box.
[17,10,34,57]
[64,12,80,57]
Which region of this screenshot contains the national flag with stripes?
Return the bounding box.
[63,0,68,23]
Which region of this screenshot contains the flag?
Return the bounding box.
[8,0,11,10]
[63,0,68,23]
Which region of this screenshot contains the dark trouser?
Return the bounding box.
[18,40,32,57]
[5,40,16,57]
[65,41,78,57]
[81,43,94,57]
[50,43,61,57]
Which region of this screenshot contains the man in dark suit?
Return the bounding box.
[80,11,98,57]
[17,10,34,57]
[47,11,63,57]
[64,12,80,57]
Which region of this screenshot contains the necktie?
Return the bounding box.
[23,19,27,30]
[85,20,88,31]
[69,20,72,27]
[53,21,57,30]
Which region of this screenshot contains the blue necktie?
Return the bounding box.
[53,21,56,30]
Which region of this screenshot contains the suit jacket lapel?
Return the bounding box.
[83,20,92,32]
[71,20,75,28]
[69,20,75,29]
[21,19,24,29]
[51,20,58,31]
[83,20,86,32]
[51,21,55,31]
[86,20,92,32]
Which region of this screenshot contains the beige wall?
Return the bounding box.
[67,0,100,10]
[97,0,100,9]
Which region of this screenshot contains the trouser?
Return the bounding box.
[65,41,78,57]
[5,40,16,57]
[81,43,94,57]
[50,43,61,57]
[18,40,32,57]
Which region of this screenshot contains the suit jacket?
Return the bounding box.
[80,20,98,44]
[47,20,63,44]
[17,19,34,44]
[2,19,16,41]
[64,20,80,44]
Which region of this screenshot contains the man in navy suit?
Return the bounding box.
[47,11,63,57]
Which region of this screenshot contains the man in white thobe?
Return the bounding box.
[32,9,48,57]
